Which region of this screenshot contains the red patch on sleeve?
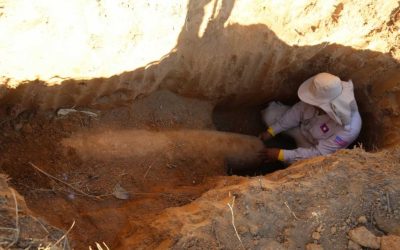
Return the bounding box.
[320,123,329,133]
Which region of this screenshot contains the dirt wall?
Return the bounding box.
[1,0,399,90]
[0,0,399,147]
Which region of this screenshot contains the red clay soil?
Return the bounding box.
[128,148,400,249]
[1,90,400,249]
[0,90,251,248]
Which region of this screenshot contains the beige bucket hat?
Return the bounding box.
[298,72,357,126]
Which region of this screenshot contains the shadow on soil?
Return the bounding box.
[0,0,399,248]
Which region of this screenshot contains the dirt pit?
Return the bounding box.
[1,0,400,249]
[1,87,400,249]
[0,90,264,248]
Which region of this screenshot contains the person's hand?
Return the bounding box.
[258,147,280,163]
[259,131,272,142]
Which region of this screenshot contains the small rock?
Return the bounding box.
[357,215,367,224]
[348,240,362,250]
[283,228,290,236]
[67,193,75,200]
[112,184,130,200]
[381,235,400,250]
[348,226,380,249]
[21,124,33,134]
[249,225,258,236]
[312,231,321,240]
[262,240,285,250]
[330,226,337,234]
[237,225,247,234]
[14,123,23,131]
[374,213,400,235]
[346,218,351,224]
[306,243,324,250]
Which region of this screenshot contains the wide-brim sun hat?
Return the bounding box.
[298,72,357,126]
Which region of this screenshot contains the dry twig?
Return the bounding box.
[227,195,245,250]
[30,215,50,234]
[89,242,110,250]
[29,162,101,200]
[143,162,153,179]
[53,220,75,247]
[386,192,391,213]
[0,227,18,231]
[7,189,19,248]
[284,201,299,220]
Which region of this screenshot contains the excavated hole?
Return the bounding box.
[0,0,399,248]
[212,96,380,176]
[0,90,254,248]
[211,105,295,176]
[0,81,390,249]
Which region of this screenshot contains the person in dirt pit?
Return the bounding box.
[259,72,362,164]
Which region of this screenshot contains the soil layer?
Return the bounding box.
[0,90,258,248]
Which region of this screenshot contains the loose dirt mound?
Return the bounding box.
[118,148,400,249]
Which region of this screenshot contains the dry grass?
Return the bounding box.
[29,162,102,200]
[227,194,245,250]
